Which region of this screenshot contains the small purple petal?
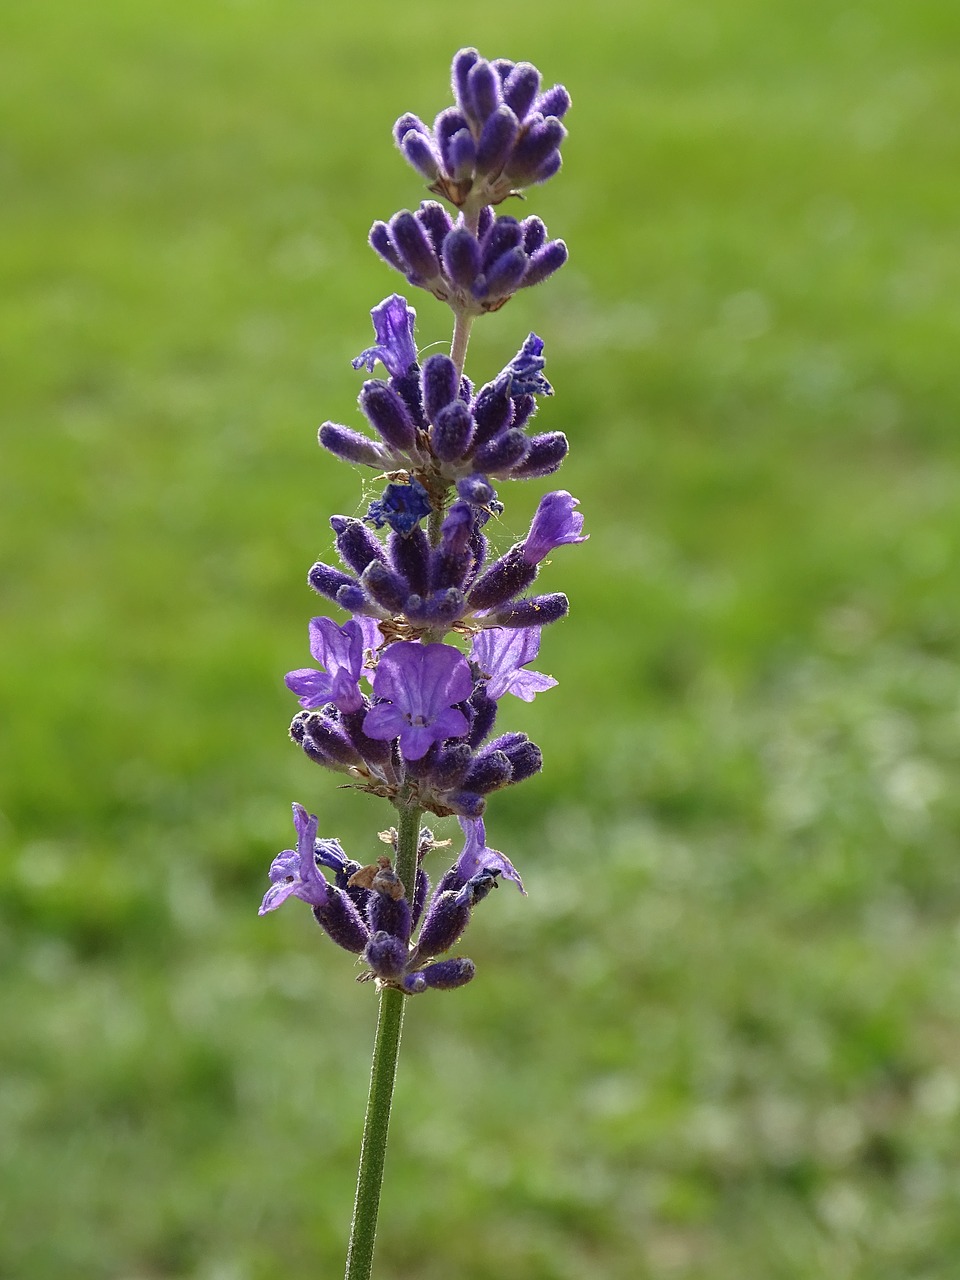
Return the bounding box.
[284,667,334,708]
[504,332,553,397]
[259,804,332,915]
[471,626,558,702]
[362,702,409,743]
[309,616,364,672]
[352,294,418,379]
[259,853,302,914]
[456,817,525,893]
[427,705,470,741]
[522,491,588,565]
[284,618,364,712]
[356,615,384,681]
[365,479,432,536]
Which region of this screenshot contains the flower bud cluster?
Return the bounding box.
[306,489,582,638]
[321,297,568,499]
[370,203,567,314]
[263,49,582,992]
[394,48,570,214]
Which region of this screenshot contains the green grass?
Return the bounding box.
[3,1,960,1276]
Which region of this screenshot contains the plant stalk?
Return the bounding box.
[450,308,475,383]
[343,804,422,1280]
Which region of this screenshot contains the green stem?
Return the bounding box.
[427,504,445,549]
[450,308,475,383]
[393,801,423,904]
[343,804,422,1280]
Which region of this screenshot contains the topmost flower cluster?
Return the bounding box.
[394,47,570,215]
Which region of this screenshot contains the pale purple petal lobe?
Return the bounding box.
[471,626,557,701]
[456,817,525,893]
[286,618,364,712]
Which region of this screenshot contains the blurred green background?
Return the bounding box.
[3,1,960,1276]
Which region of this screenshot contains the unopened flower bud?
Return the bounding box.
[365,931,409,979]
[489,592,569,628]
[312,891,371,955]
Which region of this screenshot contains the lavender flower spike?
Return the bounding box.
[471,626,558,702]
[364,641,473,760]
[259,803,331,914]
[285,616,365,712]
[457,816,525,893]
[522,490,588,565]
[351,294,418,379]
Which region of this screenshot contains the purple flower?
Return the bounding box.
[366,478,433,535]
[504,332,553,397]
[457,816,524,893]
[285,617,365,712]
[522,490,587,565]
[364,641,473,760]
[351,294,418,379]
[259,803,331,915]
[471,626,557,702]
[355,615,385,678]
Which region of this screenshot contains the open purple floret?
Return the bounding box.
[351,293,418,379]
[285,617,365,713]
[470,625,557,702]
